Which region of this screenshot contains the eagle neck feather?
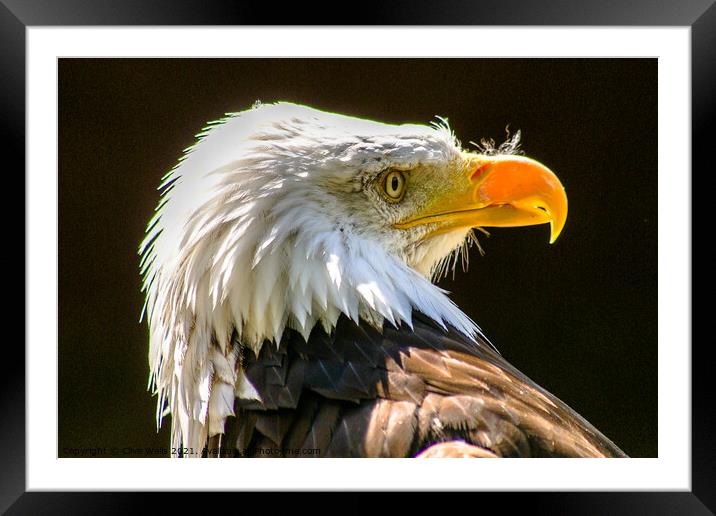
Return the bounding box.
[143,201,479,452]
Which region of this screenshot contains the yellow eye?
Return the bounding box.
[383,170,406,202]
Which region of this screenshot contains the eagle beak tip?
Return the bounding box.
[549,215,566,244]
[548,194,567,244]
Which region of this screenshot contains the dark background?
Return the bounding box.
[58,58,657,458]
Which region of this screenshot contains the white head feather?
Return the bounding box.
[140,102,483,452]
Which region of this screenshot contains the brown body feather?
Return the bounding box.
[209,314,626,458]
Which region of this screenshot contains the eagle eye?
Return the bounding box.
[382,170,406,202]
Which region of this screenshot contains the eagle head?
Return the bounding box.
[139,102,567,449]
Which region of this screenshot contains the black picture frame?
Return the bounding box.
[6,0,707,513]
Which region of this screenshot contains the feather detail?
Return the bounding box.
[139,103,500,453]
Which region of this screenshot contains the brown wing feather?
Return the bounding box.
[220,314,626,458]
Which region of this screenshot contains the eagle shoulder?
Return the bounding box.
[214,314,626,458]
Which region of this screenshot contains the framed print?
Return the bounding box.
[8,0,708,512]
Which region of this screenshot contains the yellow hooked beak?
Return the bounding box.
[394,154,568,243]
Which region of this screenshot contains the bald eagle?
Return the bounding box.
[139,102,625,458]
